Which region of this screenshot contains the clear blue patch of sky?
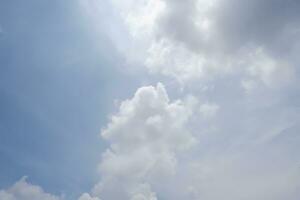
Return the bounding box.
[0,0,140,199]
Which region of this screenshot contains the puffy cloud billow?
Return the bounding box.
[89,83,197,199]
[0,177,62,200]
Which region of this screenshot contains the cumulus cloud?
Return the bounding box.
[88,83,197,199]
[0,177,62,200]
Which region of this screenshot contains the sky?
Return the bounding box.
[0,0,299,200]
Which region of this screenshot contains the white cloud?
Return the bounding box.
[90,83,197,199]
[0,178,104,200]
[101,83,196,152]
[0,177,62,200]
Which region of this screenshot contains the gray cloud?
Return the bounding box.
[157,0,300,55]
[109,0,300,86]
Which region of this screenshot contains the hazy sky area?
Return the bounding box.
[0,0,299,200]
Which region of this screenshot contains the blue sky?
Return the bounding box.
[0,1,140,198]
[0,1,300,200]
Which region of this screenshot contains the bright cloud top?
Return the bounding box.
[0,177,62,200]
[90,83,197,199]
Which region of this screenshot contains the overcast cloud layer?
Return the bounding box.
[1,0,300,200]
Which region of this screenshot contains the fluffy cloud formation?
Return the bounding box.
[0,177,62,200]
[87,83,197,199]
[108,0,299,87]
